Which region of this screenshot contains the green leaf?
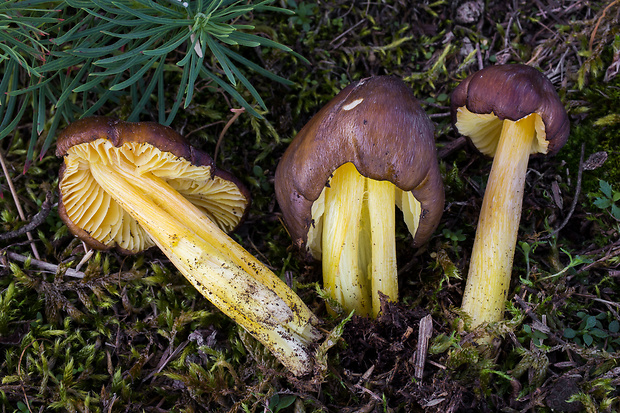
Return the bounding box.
[593,197,613,209]
[600,180,613,198]
[533,330,548,340]
[586,316,597,330]
[315,310,354,373]
[142,30,189,56]
[0,97,29,140]
[37,55,84,74]
[73,74,106,93]
[55,62,91,109]
[127,55,165,121]
[222,46,294,85]
[40,108,64,159]
[82,72,124,117]
[78,8,145,28]
[112,2,187,27]
[164,61,190,125]
[205,35,236,86]
[563,328,576,339]
[275,394,296,411]
[72,37,133,57]
[5,76,54,97]
[200,67,261,118]
[52,15,106,44]
[233,30,294,53]
[131,0,184,18]
[0,43,41,77]
[583,333,593,346]
[202,0,225,18]
[109,55,159,91]
[36,82,45,133]
[609,320,619,333]
[94,36,159,67]
[590,328,609,338]
[225,56,266,109]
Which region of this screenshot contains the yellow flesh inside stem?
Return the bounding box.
[460,113,538,328]
[318,162,412,318]
[367,179,397,316]
[322,163,371,315]
[80,147,319,376]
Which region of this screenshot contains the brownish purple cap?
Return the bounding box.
[275,76,444,251]
[451,64,569,156]
[57,116,250,254]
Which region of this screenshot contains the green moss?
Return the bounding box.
[564,76,620,195]
[3,1,620,412]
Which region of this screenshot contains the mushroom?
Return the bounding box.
[56,116,321,376]
[451,64,569,328]
[275,76,444,317]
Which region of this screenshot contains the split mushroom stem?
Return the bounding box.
[461,113,536,327]
[368,178,398,315]
[321,162,397,317]
[275,76,444,320]
[87,155,320,376]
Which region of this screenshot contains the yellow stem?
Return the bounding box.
[88,160,318,376]
[321,163,400,317]
[367,178,397,317]
[461,114,537,328]
[115,163,319,336]
[322,163,371,316]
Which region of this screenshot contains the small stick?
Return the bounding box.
[214,108,245,162]
[415,314,433,380]
[438,136,467,159]
[2,250,85,278]
[0,150,40,259]
[589,0,619,53]
[0,192,53,241]
[581,244,620,273]
[542,143,585,240]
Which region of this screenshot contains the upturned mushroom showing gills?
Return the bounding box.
[275,76,444,318]
[56,117,320,376]
[451,64,569,329]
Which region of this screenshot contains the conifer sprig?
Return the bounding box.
[0,0,301,165]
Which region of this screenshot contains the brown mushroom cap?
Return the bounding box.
[450,64,569,156]
[275,76,444,250]
[57,116,250,254]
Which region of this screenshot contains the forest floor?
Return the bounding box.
[1,1,620,412]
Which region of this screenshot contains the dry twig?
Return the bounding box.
[214,108,245,162]
[542,143,585,240]
[415,314,433,380]
[0,191,53,241]
[0,149,40,259]
[589,0,620,52]
[1,250,85,278]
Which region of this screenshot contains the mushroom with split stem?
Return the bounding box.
[275,76,444,318]
[451,64,570,329]
[56,117,321,376]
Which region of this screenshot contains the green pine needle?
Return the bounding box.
[1,0,303,165]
